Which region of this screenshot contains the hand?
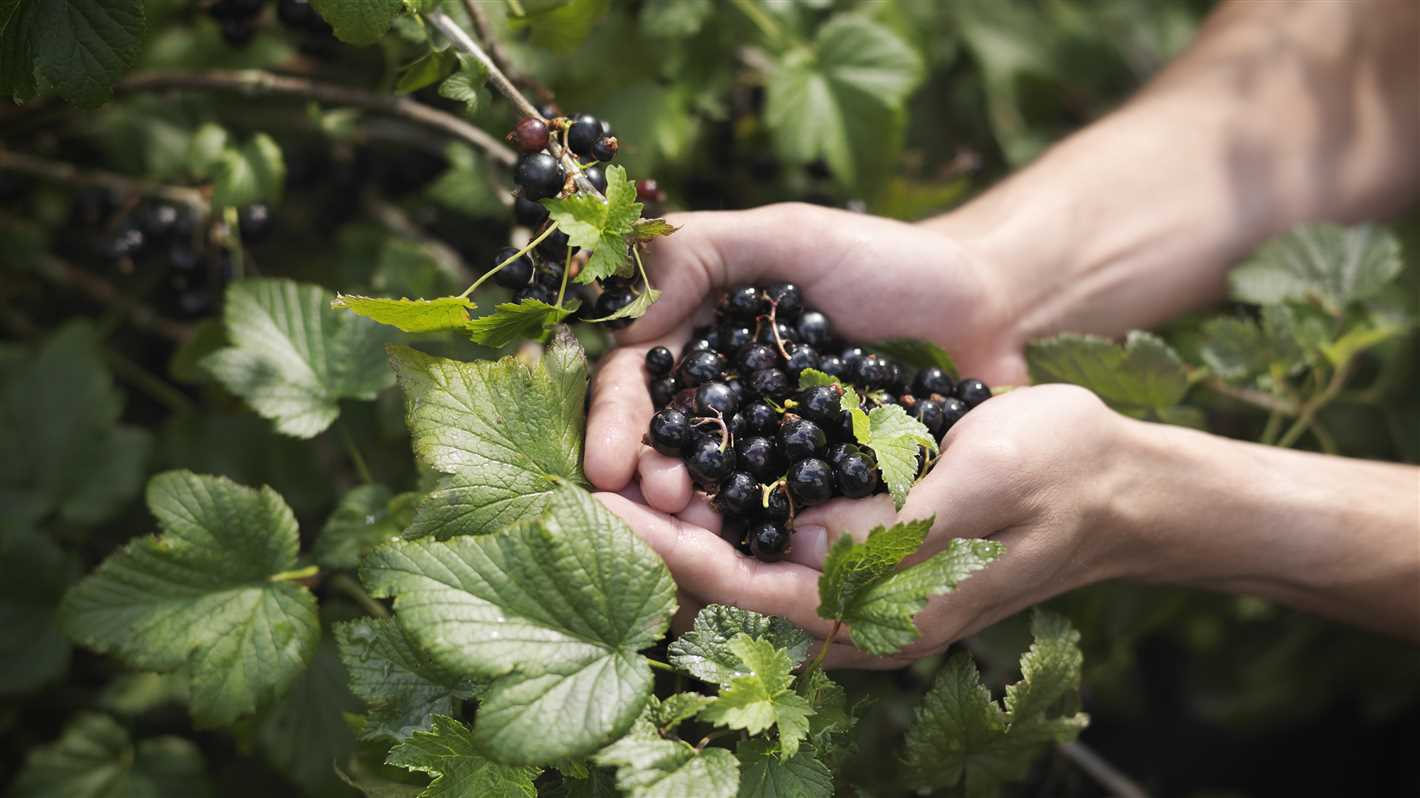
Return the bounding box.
[584,202,1026,502]
[596,384,1134,668]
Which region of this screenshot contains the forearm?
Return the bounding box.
[931,0,1419,343]
[1106,420,1420,637]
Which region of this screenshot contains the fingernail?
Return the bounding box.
[793,525,829,565]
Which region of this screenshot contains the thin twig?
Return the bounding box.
[363,195,478,285]
[30,254,195,343]
[0,148,208,213]
[461,0,554,101]
[1057,741,1150,798]
[1202,377,1299,416]
[117,70,517,166]
[1277,362,1352,448]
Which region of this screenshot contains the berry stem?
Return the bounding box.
[692,412,731,451]
[0,147,208,214]
[555,246,572,308]
[459,222,560,298]
[270,564,320,583]
[799,620,841,684]
[632,246,655,293]
[694,729,736,752]
[729,0,789,47]
[645,657,675,673]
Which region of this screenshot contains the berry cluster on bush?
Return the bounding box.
[209,0,332,46]
[644,283,991,561]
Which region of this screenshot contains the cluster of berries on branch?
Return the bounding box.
[209,0,331,47]
[644,284,992,562]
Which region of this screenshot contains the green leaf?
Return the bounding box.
[1230,223,1403,310]
[336,617,478,742]
[0,0,38,104]
[796,670,856,770]
[212,133,286,210]
[438,55,489,113]
[630,218,678,242]
[426,142,502,217]
[0,321,152,532]
[396,48,457,94]
[0,529,78,695]
[333,294,477,334]
[185,123,229,179]
[251,635,362,797]
[1198,317,1270,381]
[904,611,1089,795]
[360,482,677,764]
[543,164,644,284]
[647,693,716,732]
[59,471,320,726]
[202,278,398,438]
[861,403,935,509]
[639,0,710,38]
[313,484,403,571]
[388,329,587,539]
[311,0,404,45]
[764,14,924,185]
[735,738,833,798]
[30,0,144,108]
[867,338,959,378]
[1025,331,1190,417]
[817,517,933,621]
[386,715,541,798]
[584,289,658,324]
[796,369,838,390]
[826,537,1004,656]
[466,299,578,348]
[594,732,739,798]
[519,0,610,53]
[667,604,813,686]
[9,713,211,798]
[699,635,814,758]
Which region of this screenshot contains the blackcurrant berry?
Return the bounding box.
[491,246,534,288]
[835,451,879,499]
[840,346,868,369]
[855,354,894,388]
[648,409,690,456]
[514,152,564,200]
[685,438,736,486]
[717,472,761,516]
[678,350,727,388]
[695,381,739,417]
[669,388,697,416]
[650,376,677,408]
[139,202,188,241]
[762,486,791,523]
[508,117,550,153]
[567,114,604,158]
[795,385,843,428]
[787,457,834,506]
[278,0,313,26]
[764,282,803,319]
[817,355,848,380]
[940,397,969,434]
[955,378,992,408]
[718,324,754,354]
[603,275,634,293]
[748,522,790,562]
[97,225,145,261]
[736,343,780,373]
[740,402,778,435]
[749,368,791,400]
[827,442,864,467]
[238,203,274,242]
[537,102,562,120]
[590,136,618,162]
[784,344,820,376]
[514,284,556,305]
[736,436,785,482]
[594,289,636,329]
[683,337,715,356]
[912,399,948,439]
[583,165,608,194]
[795,311,832,347]
[537,229,571,262]
[535,259,565,290]
[220,17,258,46]
[636,178,665,203]
[645,346,674,376]
[514,195,549,227]
[755,321,798,347]
[913,367,955,399]
[722,514,751,552]
[779,417,827,461]
[720,286,765,321]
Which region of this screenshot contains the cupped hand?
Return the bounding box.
[584,202,1026,499]
[595,385,1135,668]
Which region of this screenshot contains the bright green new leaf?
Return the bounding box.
[0,529,78,695]
[797,369,838,390]
[868,338,959,378]
[1003,611,1084,723]
[396,48,457,94]
[311,0,404,45]
[583,289,658,324]
[594,730,739,798]
[465,299,578,348]
[212,133,286,210]
[333,295,477,334]
[667,604,812,686]
[818,517,933,620]
[796,669,856,770]
[360,483,677,764]
[699,635,815,758]
[336,617,478,742]
[313,484,404,570]
[735,738,833,798]
[1230,223,1403,310]
[647,693,716,732]
[438,55,489,113]
[630,218,678,242]
[202,279,398,438]
[389,330,587,539]
[60,471,320,726]
[30,0,144,108]
[1025,331,1190,418]
[543,164,644,283]
[9,713,211,798]
[426,142,503,218]
[862,404,936,509]
[1198,317,1270,381]
[253,637,362,797]
[386,715,541,798]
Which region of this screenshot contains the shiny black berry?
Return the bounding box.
[912,399,948,439]
[718,324,754,353]
[508,117,550,153]
[737,436,784,482]
[955,378,992,408]
[648,409,690,456]
[795,385,843,428]
[535,259,565,290]
[514,284,556,305]
[650,376,677,409]
[840,346,867,369]
[784,344,819,376]
[537,229,571,261]
[835,451,879,499]
[695,382,739,417]
[720,286,764,320]
[645,346,674,376]
[855,354,894,388]
[139,202,189,241]
[817,355,847,379]
[685,438,736,486]
[787,457,834,506]
[755,321,798,346]
[748,522,790,562]
[583,165,608,194]
[514,152,564,200]
[913,367,955,399]
[491,247,534,288]
[238,204,274,242]
[780,417,827,461]
[827,442,864,467]
[795,311,832,347]
[940,397,969,434]
[514,195,549,227]
[679,350,727,388]
[740,402,778,435]
[764,282,803,319]
[568,114,605,158]
[750,368,791,400]
[762,485,792,523]
[722,514,751,552]
[590,136,618,162]
[737,343,780,373]
[594,289,636,329]
[717,472,761,516]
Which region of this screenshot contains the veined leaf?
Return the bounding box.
[336,617,478,742]
[9,713,211,798]
[735,738,833,798]
[1026,331,1190,419]
[698,635,814,758]
[594,727,739,798]
[668,604,812,687]
[543,164,644,284]
[311,0,404,45]
[312,484,405,571]
[1230,223,1403,310]
[212,133,285,210]
[30,0,144,108]
[386,715,540,798]
[333,295,477,334]
[465,299,578,348]
[817,518,933,621]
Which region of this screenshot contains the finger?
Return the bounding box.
[617,481,647,505]
[790,494,898,568]
[671,590,703,637]
[584,346,658,491]
[594,492,840,638]
[677,493,722,534]
[638,449,693,515]
[820,642,917,671]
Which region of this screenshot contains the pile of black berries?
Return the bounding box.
[643,283,992,562]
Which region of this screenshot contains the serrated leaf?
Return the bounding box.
[699,635,814,758]
[1198,317,1269,381]
[252,635,361,796]
[904,611,1089,795]
[389,330,587,539]
[630,218,678,242]
[668,604,812,686]
[796,670,856,770]
[1003,610,1083,723]
[0,529,78,695]
[797,369,838,389]
[333,294,477,334]
[361,482,677,764]
[832,537,1003,656]
[735,738,833,798]
[465,299,578,348]
[9,713,211,798]
[438,54,489,113]
[337,617,478,742]
[868,338,959,378]
[862,404,935,509]
[30,0,144,108]
[764,14,923,185]
[59,471,320,726]
[212,133,285,210]
[311,0,404,45]
[426,142,502,217]
[585,289,658,324]
[638,0,710,38]
[396,48,457,94]
[1230,223,1403,310]
[594,733,739,798]
[647,693,716,732]
[818,518,933,620]
[386,715,540,798]
[0,1,38,104]
[1025,331,1190,416]
[518,0,610,53]
[202,278,398,438]
[313,484,403,570]
[543,164,644,284]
